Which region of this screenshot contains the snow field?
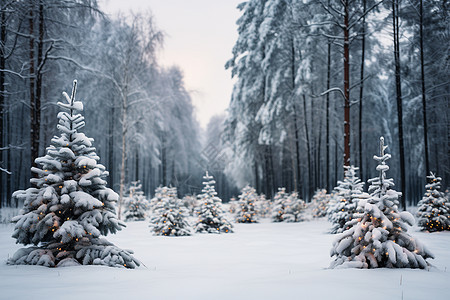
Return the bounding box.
[1,218,449,300]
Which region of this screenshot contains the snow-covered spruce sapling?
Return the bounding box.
[417,172,450,232]
[9,81,139,268]
[123,181,150,222]
[150,186,192,236]
[235,185,258,223]
[256,194,271,218]
[284,192,306,222]
[271,187,289,222]
[194,171,233,233]
[330,137,434,269]
[328,165,364,234]
[309,189,329,218]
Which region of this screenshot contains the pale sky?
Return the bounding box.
[100,0,242,129]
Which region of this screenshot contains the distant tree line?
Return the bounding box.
[223,0,448,205]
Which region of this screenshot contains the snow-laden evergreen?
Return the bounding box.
[271,188,289,222]
[272,188,305,222]
[328,166,364,234]
[150,186,192,236]
[228,197,238,214]
[235,185,258,223]
[256,194,271,218]
[123,181,149,222]
[181,195,198,216]
[309,189,329,218]
[417,172,450,232]
[194,172,233,233]
[9,81,139,268]
[330,137,434,269]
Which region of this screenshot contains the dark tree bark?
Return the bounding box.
[343,0,351,166]
[419,0,430,178]
[0,6,6,207]
[326,36,331,192]
[29,0,37,174]
[302,94,311,200]
[359,0,366,180]
[392,0,406,210]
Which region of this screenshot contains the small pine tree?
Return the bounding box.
[228,197,238,214]
[309,189,329,218]
[330,137,434,269]
[417,172,450,232]
[9,81,139,268]
[271,188,289,222]
[194,171,233,233]
[284,192,306,222]
[235,185,258,223]
[123,181,150,222]
[181,195,198,216]
[256,194,271,218]
[150,186,192,236]
[328,165,364,234]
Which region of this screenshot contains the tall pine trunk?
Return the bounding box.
[29,1,37,174]
[392,0,406,210]
[419,0,429,178]
[359,0,366,181]
[343,0,351,166]
[326,38,331,192]
[0,7,6,207]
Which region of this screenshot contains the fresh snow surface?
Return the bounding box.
[1,217,449,299]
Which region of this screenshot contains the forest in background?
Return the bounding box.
[224,0,448,206]
[0,0,448,209]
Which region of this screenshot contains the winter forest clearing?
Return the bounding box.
[1,218,450,300]
[0,0,449,299]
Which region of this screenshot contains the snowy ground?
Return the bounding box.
[1,217,449,300]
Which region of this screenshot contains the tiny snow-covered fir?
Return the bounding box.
[235,185,258,223]
[9,81,139,268]
[256,194,271,218]
[328,166,364,234]
[272,188,305,222]
[228,197,238,214]
[309,189,329,218]
[123,181,149,222]
[150,186,192,236]
[330,137,434,269]
[181,195,198,216]
[416,172,450,232]
[194,171,233,233]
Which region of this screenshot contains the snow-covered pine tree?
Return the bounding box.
[271,187,289,222]
[328,165,364,234]
[256,194,271,218]
[150,186,192,236]
[235,185,258,223]
[309,189,329,218]
[228,197,238,214]
[284,192,306,222]
[123,181,150,222]
[9,81,139,268]
[417,172,450,232]
[182,195,198,216]
[330,137,434,269]
[150,186,170,212]
[194,171,233,233]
